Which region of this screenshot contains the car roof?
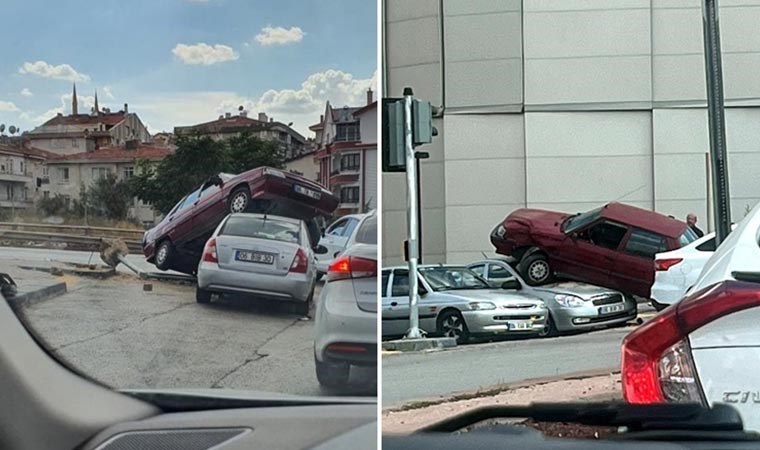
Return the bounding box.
[601,202,687,238]
[227,213,303,225]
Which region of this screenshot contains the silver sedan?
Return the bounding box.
[381,265,548,343]
[468,259,637,336]
[196,213,325,315]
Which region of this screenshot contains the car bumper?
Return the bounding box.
[197,261,313,303]
[315,258,332,274]
[552,302,638,331]
[314,281,377,366]
[462,308,548,335]
[650,281,685,306]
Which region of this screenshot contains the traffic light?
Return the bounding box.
[382,90,438,173]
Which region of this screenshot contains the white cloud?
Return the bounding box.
[172,43,239,65]
[255,26,305,46]
[0,101,19,112]
[102,86,115,100]
[20,88,33,97]
[18,60,90,82]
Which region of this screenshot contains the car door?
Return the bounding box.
[192,180,225,238]
[166,188,201,246]
[614,228,669,297]
[554,219,629,288]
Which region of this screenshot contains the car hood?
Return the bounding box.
[533,282,621,300]
[437,289,544,307]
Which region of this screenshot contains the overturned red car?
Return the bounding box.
[142,167,339,274]
[490,202,698,298]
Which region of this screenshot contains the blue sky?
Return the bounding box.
[0,0,377,136]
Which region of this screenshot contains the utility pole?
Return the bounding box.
[403,87,423,339]
[702,0,731,244]
[415,151,429,264]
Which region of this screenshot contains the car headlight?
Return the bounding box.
[495,224,506,238]
[554,294,585,307]
[468,301,496,311]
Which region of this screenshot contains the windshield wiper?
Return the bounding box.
[420,402,752,440]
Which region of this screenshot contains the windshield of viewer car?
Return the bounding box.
[420,267,490,291]
[221,216,300,244]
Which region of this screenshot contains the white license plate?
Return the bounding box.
[294,185,321,200]
[600,304,625,315]
[509,321,532,330]
[235,250,275,265]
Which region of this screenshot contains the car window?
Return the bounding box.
[342,218,359,237]
[199,183,220,198]
[355,215,377,244]
[391,270,410,297]
[488,264,515,281]
[469,264,486,277]
[562,207,603,233]
[220,216,301,244]
[419,267,490,291]
[679,227,699,246]
[167,196,186,216]
[624,229,668,259]
[577,221,628,250]
[381,271,390,297]
[327,218,348,236]
[179,188,202,211]
[696,238,716,252]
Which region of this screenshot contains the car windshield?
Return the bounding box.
[419,267,491,291]
[220,216,301,244]
[561,207,603,233]
[355,215,378,245]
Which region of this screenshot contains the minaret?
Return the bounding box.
[94,90,99,116]
[72,83,78,115]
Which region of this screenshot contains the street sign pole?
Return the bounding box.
[403,87,423,339]
[702,0,732,244]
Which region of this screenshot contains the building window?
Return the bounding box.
[340,153,360,171]
[92,167,110,179]
[42,166,49,177]
[43,191,50,199]
[340,186,360,204]
[19,161,24,175]
[122,166,134,179]
[59,167,70,183]
[336,123,360,142]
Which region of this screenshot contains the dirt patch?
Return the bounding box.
[382,373,622,435]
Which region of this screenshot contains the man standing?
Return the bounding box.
[686,213,704,238]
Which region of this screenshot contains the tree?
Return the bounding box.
[86,173,133,220]
[131,133,285,214]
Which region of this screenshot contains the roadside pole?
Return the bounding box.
[403,87,423,339]
[702,0,731,244]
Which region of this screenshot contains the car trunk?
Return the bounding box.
[689,307,760,432]
[216,235,299,276]
[348,244,378,313]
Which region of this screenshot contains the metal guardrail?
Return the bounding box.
[0,222,144,240]
[0,229,142,253]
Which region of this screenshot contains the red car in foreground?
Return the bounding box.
[490,202,698,298]
[142,167,338,274]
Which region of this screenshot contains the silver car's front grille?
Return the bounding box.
[592,294,624,306]
[501,303,537,309]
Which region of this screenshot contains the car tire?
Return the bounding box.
[518,253,553,286]
[537,314,559,338]
[294,292,313,316]
[196,287,212,304]
[315,272,324,282]
[315,356,350,388]
[228,186,250,214]
[154,240,175,271]
[437,310,470,344]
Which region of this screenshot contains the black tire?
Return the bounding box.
[154,240,175,271]
[315,356,350,388]
[537,314,559,338]
[315,272,324,282]
[437,309,470,344]
[518,253,553,286]
[196,287,212,304]
[294,292,313,316]
[228,186,250,214]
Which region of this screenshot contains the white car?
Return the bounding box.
[313,213,377,389]
[650,225,737,310]
[621,202,760,432]
[315,212,373,276]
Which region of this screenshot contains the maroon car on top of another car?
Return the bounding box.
[490,202,698,298]
[142,167,338,274]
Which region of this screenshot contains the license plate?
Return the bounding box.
[509,321,532,330]
[600,304,625,315]
[235,250,275,265]
[294,184,321,200]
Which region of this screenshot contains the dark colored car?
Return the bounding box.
[490,202,698,298]
[142,167,339,274]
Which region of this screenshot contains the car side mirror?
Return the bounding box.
[313,245,329,255]
[501,279,521,290]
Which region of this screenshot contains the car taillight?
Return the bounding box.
[622,280,760,404]
[326,256,377,282]
[655,258,683,271]
[290,248,308,273]
[202,238,218,263]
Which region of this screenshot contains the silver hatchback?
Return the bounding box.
[196,213,322,315]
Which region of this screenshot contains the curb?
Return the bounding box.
[8,282,68,310]
[382,337,457,353]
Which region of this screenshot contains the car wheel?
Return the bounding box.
[196,287,212,304]
[438,310,469,344]
[315,272,324,282]
[294,292,313,316]
[537,314,559,338]
[228,187,250,214]
[154,240,175,271]
[519,253,552,286]
[315,356,350,388]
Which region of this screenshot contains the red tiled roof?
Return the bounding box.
[41,112,127,127]
[0,144,60,160]
[46,144,173,164]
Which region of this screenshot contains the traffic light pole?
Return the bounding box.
[403,87,423,339]
[702,0,732,244]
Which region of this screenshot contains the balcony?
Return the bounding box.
[0,171,32,183]
[329,171,360,187]
[0,199,32,209]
